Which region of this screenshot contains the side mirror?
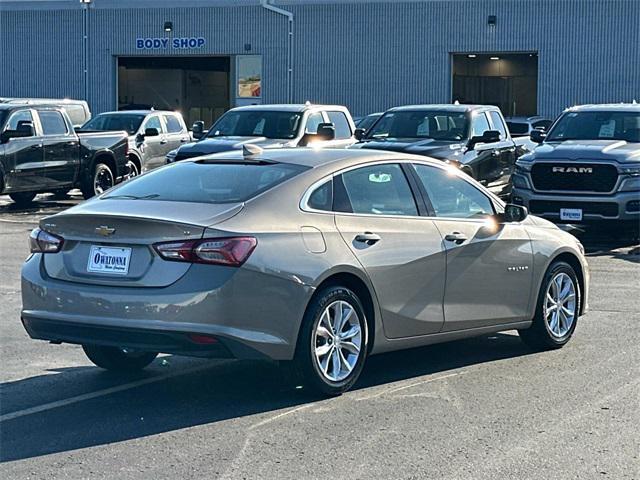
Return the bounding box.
[467,130,500,150]
[0,120,35,143]
[499,204,528,223]
[316,123,336,141]
[354,128,366,141]
[192,121,205,139]
[530,129,546,144]
[144,127,160,137]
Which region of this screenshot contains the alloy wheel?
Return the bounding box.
[544,272,577,338]
[94,165,114,195]
[313,300,362,382]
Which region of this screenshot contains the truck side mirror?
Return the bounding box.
[354,128,366,141]
[192,121,205,139]
[315,123,335,141]
[144,127,160,137]
[467,129,500,150]
[530,129,546,144]
[0,120,35,143]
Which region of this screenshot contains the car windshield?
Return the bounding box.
[366,111,469,141]
[207,111,303,139]
[102,161,309,204]
[546,111,640,142]
[80,114,146,135]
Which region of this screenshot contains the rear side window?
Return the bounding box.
[163,115,184,133]
[38,111,68,135]
[307,180,333,211]
[488,111,507,139]
[339,163,418,216]
[327,111,352,139]
[103,161,308,204]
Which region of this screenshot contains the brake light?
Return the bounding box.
[153,237,257,266]
[29,227,64,253]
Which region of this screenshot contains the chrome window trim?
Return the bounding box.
[299,158,501,222]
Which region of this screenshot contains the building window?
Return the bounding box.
[237,55,262,98]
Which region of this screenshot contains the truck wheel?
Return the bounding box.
[293,286,368,396]
[518,261,580,350]
[124,158,140,181]
[9,192,36,206]
[82,162,115,199]
[82,345,158,371]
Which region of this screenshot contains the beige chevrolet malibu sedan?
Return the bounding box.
[21,147,588,395]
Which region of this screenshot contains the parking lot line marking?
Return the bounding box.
[355,371,465,402]
[0,361,227,423]
[249,403,315,430]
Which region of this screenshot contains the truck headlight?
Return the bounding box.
[618,177,640,192]
[512,173,531,190]
[620,166,640,177]
[514,161,532,173]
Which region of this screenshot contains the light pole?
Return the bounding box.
[80,0,92,102]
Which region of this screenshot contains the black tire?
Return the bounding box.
[9,191,36,206]
[81,162,115,199]
[293,286,368,396]
[82,345,158,371]
[518,261,581,350]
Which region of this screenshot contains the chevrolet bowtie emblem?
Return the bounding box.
[95,226,116,236]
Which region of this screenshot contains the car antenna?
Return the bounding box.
[243,144,263,158]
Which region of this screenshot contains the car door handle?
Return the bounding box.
[444,232,468,244]
[160,139,168,145]
[180,138,189,143]
[354,232,381,245]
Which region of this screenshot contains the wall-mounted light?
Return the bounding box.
[164,21,173,33]
[490,56,500,60]
[79,0,92,3]
[467,54,477,58]
[487,15,497,26]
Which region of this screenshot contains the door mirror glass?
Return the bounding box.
[530,129,546,143]
[144,127,160,137]
[192,121,205,139]
[500,204,528,223]
[316,122,336,141]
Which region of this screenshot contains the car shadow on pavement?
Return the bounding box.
[0,332,535,463]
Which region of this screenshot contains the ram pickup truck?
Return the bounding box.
[79,110,191,175]
[0,104,128,206]
[511,104,640,232]
[352,104,530,198]
[167,104,356,162]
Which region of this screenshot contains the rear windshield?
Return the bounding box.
[102,161,308,204]
[547,111,640,142]
[81,114,146,135]
[506,122,529,135]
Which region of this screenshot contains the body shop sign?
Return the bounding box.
[136,37,206,50]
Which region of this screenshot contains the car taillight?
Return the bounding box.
[29,227,64,253]
[153,237,257,266]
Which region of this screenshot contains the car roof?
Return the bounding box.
[386,104,498,113]
[506,116,549,122]
[96,110,176,116]
[229,104,349,113]
[186,147,444,170]
[566,103,640,113]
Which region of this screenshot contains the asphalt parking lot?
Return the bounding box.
[0,193,638,480]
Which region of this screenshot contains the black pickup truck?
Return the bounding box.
[0,104,128,205]
[352,104,530,197]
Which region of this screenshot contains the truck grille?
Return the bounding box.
[529,200,618,217]
[530,163,618,192]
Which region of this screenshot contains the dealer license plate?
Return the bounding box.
[560,208,583,221]
[87,246,131,275]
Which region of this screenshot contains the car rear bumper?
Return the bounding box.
[512,187,640,224]
[21,254,313,360]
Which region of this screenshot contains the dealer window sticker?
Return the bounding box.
[598,120,615,138]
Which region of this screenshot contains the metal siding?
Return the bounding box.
[1,1,639,118]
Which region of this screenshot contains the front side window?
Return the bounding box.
[327,111,352,139]
[547,111,640,142]
[305,112,324,134]
[163,115,184,134]
[339,163,418,216]
[207,111,302,139]
[488,111,507,139]
[5,110,33,131]
[506,121,529,135]
[413,164,494,219]
[366,110,468,141]
[144,116,163,133]
[38,111,68,135]
[470,112,491,138]
[533,119,552,130]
